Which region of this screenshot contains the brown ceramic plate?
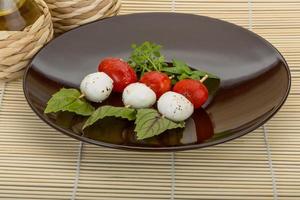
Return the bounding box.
[23,13,291,151]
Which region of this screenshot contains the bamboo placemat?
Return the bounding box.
[0,0,299,199]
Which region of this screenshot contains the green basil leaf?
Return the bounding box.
[134,109,185,140]
[44,88,94,116]
[64,98,95,116]
[192,70,220,80]
[178,73,191,80]
[161,67,182,74]
[172,59,192,74]
[190,70,207,78]
[83,105,136,129]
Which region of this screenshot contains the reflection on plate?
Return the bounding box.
[52,106,214,147]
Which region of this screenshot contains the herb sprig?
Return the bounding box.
[128,41,219,83]
[128,41,167,75]
[162,59,220,84]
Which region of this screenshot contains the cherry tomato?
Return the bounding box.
[140,71,171,97]
[173,79,208,109]
[98,58,137,93]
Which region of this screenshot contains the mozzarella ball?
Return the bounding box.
[157,91,194,122]
[80,72,113,103]
[122,83,156,109]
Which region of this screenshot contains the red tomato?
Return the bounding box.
[140,71,171,97]
[173,79,208,109]
[98,58,137,92]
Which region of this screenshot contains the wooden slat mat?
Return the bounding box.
[0,0,299,199]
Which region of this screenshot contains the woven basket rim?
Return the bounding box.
[44,0,121,34]
[0,0,54,82]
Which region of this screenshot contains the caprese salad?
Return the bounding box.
[44,42,219,140]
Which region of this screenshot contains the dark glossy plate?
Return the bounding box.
[23,13,291,151]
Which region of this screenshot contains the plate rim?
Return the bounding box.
[23,12,292,151]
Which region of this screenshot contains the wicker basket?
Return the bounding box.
[45,0,121,34]
[0,0,53,82]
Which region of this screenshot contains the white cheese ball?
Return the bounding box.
[122,83,156,109]
[80,72,113,103]
[157,91,194,122]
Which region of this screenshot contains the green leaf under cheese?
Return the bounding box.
[83,105,136,129]
[134,108,185,140]
[44,88,94,116]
